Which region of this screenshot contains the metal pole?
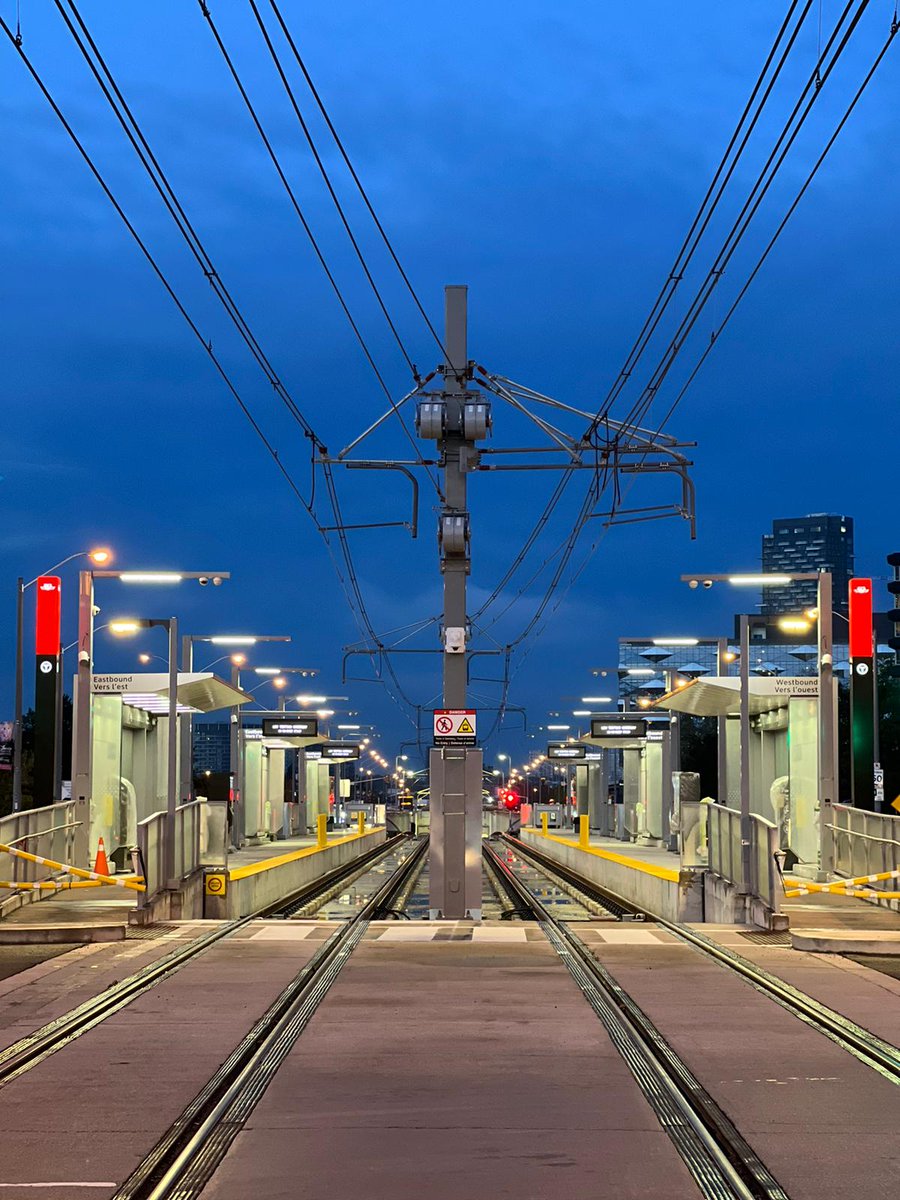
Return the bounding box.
[229,662,241,849]
[71,570,93,867]
[180,634,193,804]
[716,637,728,803]
[164,619,178,883]
[817,571,835,875]
[739,614,751,892]
[166,618,178,887]
[53,650,63,803]
[666,668,682,773]
[441,284,469,708]
[12,578,24,813]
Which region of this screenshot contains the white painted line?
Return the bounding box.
[376,927,441,941]
[471,927,528,942]
[249,926,319,941]
[592,928,665,944]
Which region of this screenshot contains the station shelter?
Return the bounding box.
[654,675,823,870]
[87,671,248,868]
[575,713,675,846]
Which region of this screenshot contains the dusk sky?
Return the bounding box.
[3,2,898,765]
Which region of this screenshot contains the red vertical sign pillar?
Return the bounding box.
[848,578,875,810]
[33,576,62,808]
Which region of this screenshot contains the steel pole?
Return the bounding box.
[817,571,835,875]
[441,284,469,708]
[53,650,63,803]
[739,614,751,892]
[165,618,178,887]
[180,635,193,804]
[716,637,728,803]
[12,578,24,813]
[71,570,93,867]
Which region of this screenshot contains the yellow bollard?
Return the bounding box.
[357,811,365,835]
[316,813,328,849]
[541,812,549,835]
[579,814,589,849]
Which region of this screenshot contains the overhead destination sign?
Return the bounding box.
[320,742,361,761]
[261,717,318,738]
[591,717,647,739]
[433,708,477,746]
[547,742,586,760]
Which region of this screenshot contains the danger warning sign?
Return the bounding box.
[433,708,478,746]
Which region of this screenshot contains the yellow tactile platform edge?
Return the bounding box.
[229,828,382,881]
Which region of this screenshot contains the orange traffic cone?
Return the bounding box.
[93,837,110,876]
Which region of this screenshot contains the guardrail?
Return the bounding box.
[0,802,78,887]
[831,803,900,895]
[707,802,780,916]
[137,799,206,908]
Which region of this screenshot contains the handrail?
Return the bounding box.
[6,821,82,847]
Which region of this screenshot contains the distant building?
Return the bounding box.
[761,514,854,619]
[192,722,230,775]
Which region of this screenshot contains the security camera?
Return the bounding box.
[211,576,223,587]
[78,650,90,666]
[92,605,101,616]
[198,576,209,586]
[688,579,699,590]
[703,579,714,589]
[821,653,833,667]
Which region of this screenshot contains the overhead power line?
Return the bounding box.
[263,0,450,369]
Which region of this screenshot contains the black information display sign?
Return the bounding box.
[590,717,647,739]
[261,717,319,739]
[547,742,586,760]
[320,742,361,761]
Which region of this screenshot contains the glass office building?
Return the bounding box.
[761,514,854,619]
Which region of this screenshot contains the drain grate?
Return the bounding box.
[740,931,792,946]
[125,923,181,940]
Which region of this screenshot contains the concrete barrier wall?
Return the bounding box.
[208,828,387,920]
[521,829,703,923]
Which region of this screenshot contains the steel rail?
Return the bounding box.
[484,841,789,1200]
[113,836,428,1200]
[502,833,900,1086]
[0,834,405,1087]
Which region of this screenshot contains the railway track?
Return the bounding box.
[483,839,790,1200]
[0,833,410,1088]
[112,834,427,1200]
[501,833,900,1086]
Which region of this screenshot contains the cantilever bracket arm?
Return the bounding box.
[322,460,419,539]
[337,379,434,460]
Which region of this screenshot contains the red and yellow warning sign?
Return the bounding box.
[433,709,478,746]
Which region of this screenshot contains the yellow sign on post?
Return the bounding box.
[316,813,328,849]
[579,814,589,849]
[356,812,365,835]
[892,795,900,814]
[205,872,227,897]
[541,812,549,834]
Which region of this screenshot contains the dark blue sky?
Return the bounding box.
[3,2,898,766]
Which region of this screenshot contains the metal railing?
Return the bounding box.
[137,799,205,907]
[0,802,78,886]
[706,802,781,915]
[831,803,900,894]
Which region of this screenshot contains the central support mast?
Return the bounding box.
[419,285,487,919]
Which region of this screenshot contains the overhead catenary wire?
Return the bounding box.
[0,15,318,521]
[589,0,815,433]
[611,0,870,443]
[55,0,323,455]
[197,1,441,495]
[263,0,451,371]
[7,12,425,724]
[243,0,420,382]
